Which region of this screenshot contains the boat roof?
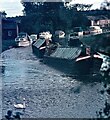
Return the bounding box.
[33,39,45,48]
[50,47,81,60]
[89,26,101,30]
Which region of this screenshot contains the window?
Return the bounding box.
[8,31,12,36]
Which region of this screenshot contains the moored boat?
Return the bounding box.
[32,38,46,58]
[43,35,103,75]
[43,47,102,75]
[32,31,53,58]
[15,32,31,47]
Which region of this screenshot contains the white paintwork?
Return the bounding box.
[89,26,102,34]
[15,32,31,47]
[39,32,52,39]
[76,56,91,62]
[55,30,65,38]
[18,40,31,47]
[30,34,37,42]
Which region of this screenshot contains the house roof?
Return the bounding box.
[87,15,109,21]
[2,19,17,29]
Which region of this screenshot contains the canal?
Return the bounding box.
[1,46,108,118]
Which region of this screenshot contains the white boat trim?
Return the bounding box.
[76,56,91,62]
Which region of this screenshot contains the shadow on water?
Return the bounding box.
[42,60,109,84]
[61,72,110,84]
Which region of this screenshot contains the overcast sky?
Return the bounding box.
[0,0,108,17]
[0,0,24,17]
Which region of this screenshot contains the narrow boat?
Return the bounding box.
[44,49,102,75]
[32,38,46,58]
[43,36,103,75]
[32,31,52,58]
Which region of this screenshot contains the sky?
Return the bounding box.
[0,0,108,17]
[0,0,24,17]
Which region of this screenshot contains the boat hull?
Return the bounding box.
[32,44,45,58]
[75,56,103,75]
[16,40,31,47]
[43,56,102,75]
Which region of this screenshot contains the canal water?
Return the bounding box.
[0,46,109,118]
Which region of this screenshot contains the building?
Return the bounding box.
[2,18,18,40]
[87,15,110,27]
[0,11,21,51]
[0,13,2,53]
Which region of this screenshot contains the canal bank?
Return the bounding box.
[2,39,16,52]
[79,31,110,56]
[1,46,110,118]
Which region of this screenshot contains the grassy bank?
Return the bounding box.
[80,31,110,56]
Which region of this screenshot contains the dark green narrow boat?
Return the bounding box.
[32,38,46,58]
[43,46,103,75]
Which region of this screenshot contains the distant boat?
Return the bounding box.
[32,31,52,58]
[88,26,102,35]
[15,32,32,47]
[39,31,52,40]
[32,39,46,58]
[29,34,37,43]
[55,30,65,38]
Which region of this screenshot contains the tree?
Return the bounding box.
[20,1,90,34]
[100,0,110,10]
[1,11,7,18]
[20,1,65,33]
[70,4,93,11]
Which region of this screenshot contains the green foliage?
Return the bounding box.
[20,1,90,34]
[100,0,110,10]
